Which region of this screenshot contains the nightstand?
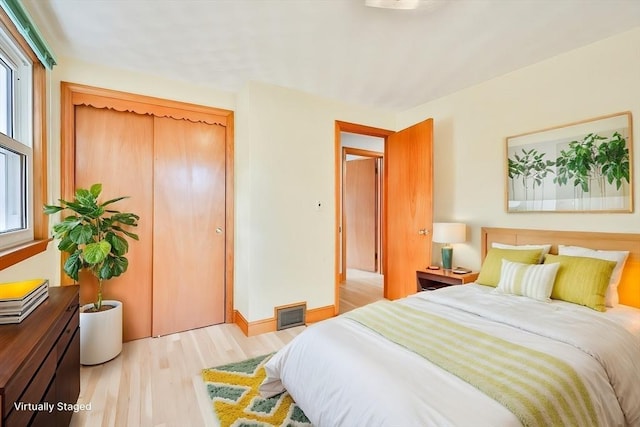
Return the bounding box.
[416,269,479,292]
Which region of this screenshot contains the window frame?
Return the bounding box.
[0,8,49,270]
[0,56,13,137]
[0,23,33,248]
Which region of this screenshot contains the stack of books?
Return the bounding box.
[0,279,49,324]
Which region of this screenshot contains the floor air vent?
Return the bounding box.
[276,303,306,330]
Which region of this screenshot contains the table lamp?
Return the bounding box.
[432,223,466,270]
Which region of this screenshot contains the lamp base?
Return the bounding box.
[441,246,453,270]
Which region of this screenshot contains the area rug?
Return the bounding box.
[201,353,312,427]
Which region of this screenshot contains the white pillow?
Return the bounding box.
[494,259,560,301]
[492,243,552,264]
[558,245,629,307]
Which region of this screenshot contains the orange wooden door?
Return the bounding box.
[74,106,154,341]
[345,158,377,272]
[152,117,226,336]
[384,119,433,299]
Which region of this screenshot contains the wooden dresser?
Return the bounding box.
[0,286,80,427]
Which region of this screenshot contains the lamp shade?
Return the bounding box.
[432,223,466,244]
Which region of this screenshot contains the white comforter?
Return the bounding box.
[260,285,640,427]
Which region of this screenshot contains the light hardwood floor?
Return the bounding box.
[70,323,305,427]
[339,268,384,314]
[71,271,383,427]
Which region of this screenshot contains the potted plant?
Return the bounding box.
[44,183,139,365]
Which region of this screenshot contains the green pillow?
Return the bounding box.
[544,254,616,312]
[476,248,543,287]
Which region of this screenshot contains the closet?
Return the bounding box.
[61,83,233,340]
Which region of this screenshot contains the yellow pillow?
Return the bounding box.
[476,248,543,287]
[544,254,616,312]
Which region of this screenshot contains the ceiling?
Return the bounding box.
[22,0,640,111]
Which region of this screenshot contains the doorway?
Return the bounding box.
[335,122,392,313]
[345,151,380,270]
[334,119,434,313]
[343,147,383,276]
[340,145,384,313]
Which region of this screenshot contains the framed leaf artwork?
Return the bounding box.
[506,112,633,213]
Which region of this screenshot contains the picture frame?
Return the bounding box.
[506,112,633,213]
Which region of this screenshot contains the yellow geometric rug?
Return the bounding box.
[201,353,312,427]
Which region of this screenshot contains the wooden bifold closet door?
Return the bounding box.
[75,106,154,341]
[152,117,226,336]
[66,83,232,341]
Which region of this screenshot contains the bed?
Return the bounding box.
[260,228,640,427]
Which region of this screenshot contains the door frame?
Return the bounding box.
[334,121,393,314]
[60,82,235,326]
[341,147,383,281]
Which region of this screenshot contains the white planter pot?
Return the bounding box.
[80,300,123,365]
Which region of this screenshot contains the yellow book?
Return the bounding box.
[0,279,47,301]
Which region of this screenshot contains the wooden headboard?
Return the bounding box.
[481,227,640,308]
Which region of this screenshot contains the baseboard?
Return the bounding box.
[233,310,250,335]
[234,304,335,336]
[306,305,335,324]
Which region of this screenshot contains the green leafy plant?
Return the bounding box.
[507,157,520,197]
[44,183,139,311]
[554,132,630,198]
[598,132,630,191]
[508,148,554,205]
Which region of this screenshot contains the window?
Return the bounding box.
[0,3,51,269]
[0,22,34,251]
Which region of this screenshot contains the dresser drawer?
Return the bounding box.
[29,379,57,427]
[0,286,80,427]
[2,338,56,417]
[4,348,56,427]
[56,308,79,363]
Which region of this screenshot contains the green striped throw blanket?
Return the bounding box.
[344,300,598,427]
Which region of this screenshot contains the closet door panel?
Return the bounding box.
[74,106,154,341]
[152,117,226,336]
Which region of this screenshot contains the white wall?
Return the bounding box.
[0,245,59,283]
[398,27,640,271]
[341,133,384,153]
[235,81,395,321]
